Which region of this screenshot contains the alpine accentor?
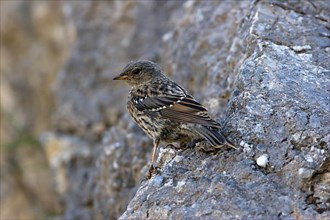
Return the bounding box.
[113,60,236,177]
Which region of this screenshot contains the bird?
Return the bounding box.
[113,60,236,177]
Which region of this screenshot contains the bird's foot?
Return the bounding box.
[165,143,188,151]
[165,144,176,149]
[143,164,161,180]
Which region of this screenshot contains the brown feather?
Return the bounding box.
[158,101,220,128]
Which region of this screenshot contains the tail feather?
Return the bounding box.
[195,126,237,150]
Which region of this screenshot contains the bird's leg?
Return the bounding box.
[151,138,160,165]
[146,138,160,178]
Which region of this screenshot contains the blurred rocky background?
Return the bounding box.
[0,0,329,220]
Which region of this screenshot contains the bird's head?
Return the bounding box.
[113,60,162,86]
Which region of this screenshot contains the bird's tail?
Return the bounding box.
[195,126,237,150]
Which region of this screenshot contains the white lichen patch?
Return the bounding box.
[241,140,253,153]
[298,168,314,179]
[183,0,194,10]
[162,31,173,42]
[173,155,184,163]
[104,142,121,155]
[207,98,220,110]
[292,132,302,141]
[292,45,312,52]
[304,154,314,163]
[112,160,119,169]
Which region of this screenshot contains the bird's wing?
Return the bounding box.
[132,82,220,128]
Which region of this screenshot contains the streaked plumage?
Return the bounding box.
[113,60,236,176]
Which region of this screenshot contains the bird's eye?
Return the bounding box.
[132,68,141,75]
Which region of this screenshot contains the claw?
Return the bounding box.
[165,144,176,149]
[143,164,161,180]
[165,143,188,151]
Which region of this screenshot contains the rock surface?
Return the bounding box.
[1,0,329,219]
[51,0,330,219]
[119,1,330,219]
[0,1,74,219]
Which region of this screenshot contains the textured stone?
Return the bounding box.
[2,0,329,219]
[0,1,74,219]
[119,1,330,219]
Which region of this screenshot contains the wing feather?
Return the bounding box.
[131,81,220,128]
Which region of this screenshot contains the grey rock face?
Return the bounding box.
[119,1,330,219]
[42,0,329,219]
[0,1,74,219]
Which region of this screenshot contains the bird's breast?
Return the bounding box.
[127,98,160,139]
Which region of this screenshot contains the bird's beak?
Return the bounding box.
[113,73,129,80]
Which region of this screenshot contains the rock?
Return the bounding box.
[2,0,329,219]
[0,1,74,219]
[256,154,269,168]
[119,1,330,219]
[298,168,314,179]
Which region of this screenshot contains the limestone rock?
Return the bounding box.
[2,0,329,219]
